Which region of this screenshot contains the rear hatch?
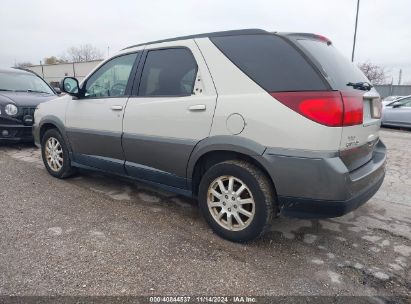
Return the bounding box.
[287,34,382,171]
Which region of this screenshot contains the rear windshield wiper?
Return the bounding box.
[346,81,373,91]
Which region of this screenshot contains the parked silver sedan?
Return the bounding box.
[382,95,404,107]
[382,95,411,128]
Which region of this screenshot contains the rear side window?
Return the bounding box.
[139,48,197,97]
[210,34,327,92]
[296,39,369,91]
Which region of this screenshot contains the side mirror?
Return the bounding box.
[392,102,402,108]
[53,87,61,95]
[60,77,80,97]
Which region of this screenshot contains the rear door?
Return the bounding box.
[122,40,217,189]
[293,36,382,171]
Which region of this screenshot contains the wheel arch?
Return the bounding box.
[188,136,277,199]
[39,116,72,152]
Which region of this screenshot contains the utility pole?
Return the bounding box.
[398,69,402,85]
[107,46,110,57]
[351,0,360,62]
[40,60,44,78]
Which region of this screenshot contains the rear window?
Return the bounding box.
[296,39,369,91]
[210,34,328,92]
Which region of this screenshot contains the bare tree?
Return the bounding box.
[43,56,68,65]
[63,44,103,62]
[14,61,33,68]
[357,61,387,85]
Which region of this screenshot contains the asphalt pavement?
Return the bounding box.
[0,129,410,300]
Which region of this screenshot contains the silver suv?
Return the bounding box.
[33,29,386,242]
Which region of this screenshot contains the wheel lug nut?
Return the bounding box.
[234,205,237,208]
[228,208,231,212]
[231,197,235,201]
[225,195,228,199]
[223,202,226,206]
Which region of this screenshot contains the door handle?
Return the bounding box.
[188,104,206,111]
[111,105,123,111]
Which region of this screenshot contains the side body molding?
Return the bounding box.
[186,135,268,179]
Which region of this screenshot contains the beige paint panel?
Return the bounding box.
[66,98,127,133]
[196,38,343,152]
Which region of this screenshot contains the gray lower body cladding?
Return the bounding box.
[122,133,196,178]
[34,124,387,219]
[262,140,387,218]
[67,128,124,160]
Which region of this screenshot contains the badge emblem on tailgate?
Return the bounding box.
[346,135,360,148]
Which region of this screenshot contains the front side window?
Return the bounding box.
[138,48,197,97]
[84,53,137,98]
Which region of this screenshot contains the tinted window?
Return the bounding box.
[297,39,369,91]
[139,48,197,96]
[211,34,327,92]
[84,53,137,98]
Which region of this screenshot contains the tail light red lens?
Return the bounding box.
[340,92,364,126]
[271,91,343,127]
[270,91,364,127]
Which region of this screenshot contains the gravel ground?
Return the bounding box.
[0,129,410,300]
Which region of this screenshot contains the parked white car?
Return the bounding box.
[33,29,386,242]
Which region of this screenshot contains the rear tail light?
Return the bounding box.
[340,92,364,126]
[270,91,364,127]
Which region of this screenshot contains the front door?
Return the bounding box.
[66,52,139,174]
[123,42,217,189]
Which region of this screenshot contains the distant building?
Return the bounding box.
[26,60,103,88]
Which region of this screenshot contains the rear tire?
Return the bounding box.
[198,160,276,242]
[41,129,76,179]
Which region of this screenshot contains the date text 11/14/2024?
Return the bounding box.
[149,296,257,303]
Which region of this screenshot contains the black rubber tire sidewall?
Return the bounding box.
[41,129,73,179]
[198,161,273,242]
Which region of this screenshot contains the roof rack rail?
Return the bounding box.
[122,28,268,50]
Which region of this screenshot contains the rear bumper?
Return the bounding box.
[279,170,385,218]
[0,124,33,143]
[263,140,386,218]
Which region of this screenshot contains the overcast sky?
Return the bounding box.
[1,0,410,83]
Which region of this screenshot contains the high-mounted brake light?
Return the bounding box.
[315,34,332,45]
[270,91,363,127]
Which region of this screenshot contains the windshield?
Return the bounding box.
[0,72,54,94]
[388,96,411,106]
[296,39,369,91]
[384,96,400,102]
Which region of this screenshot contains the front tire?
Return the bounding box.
[41,129,75,178]
[198,160,276,242]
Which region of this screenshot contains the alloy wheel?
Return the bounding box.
[45,137,64,172]
[207,175,255,231]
